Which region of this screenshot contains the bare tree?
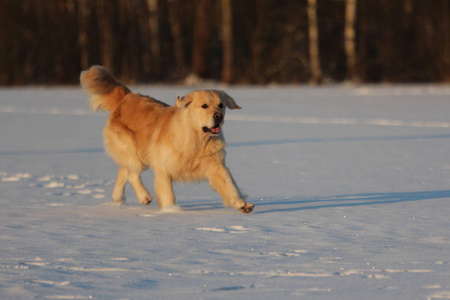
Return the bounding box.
[191,0,210,78]
[344,0,357,82]
[167,0,186,77]
[77,0,90,70]
[147,0,161,76]
[221,0,233,83]
[306,0,322,84]
[441,0,450,81]
[250,0,266,83]
[96,0,115,72]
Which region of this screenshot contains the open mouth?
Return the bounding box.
[202,124,221,135]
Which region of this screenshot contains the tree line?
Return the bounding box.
[0,0,449,85]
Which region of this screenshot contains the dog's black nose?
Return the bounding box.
[213,112,223,121]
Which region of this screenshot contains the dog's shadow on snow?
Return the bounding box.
[254,190,450,214]
[227,133,450,148]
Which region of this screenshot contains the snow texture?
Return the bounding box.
[1,85,450,299]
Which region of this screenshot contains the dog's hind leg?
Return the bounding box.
[128,171,152,205]
[112,167,128,204]
[112,167,152,205]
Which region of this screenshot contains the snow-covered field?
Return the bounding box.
[1,85,450,300]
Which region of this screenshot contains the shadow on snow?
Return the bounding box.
[228,133,450,147]
[254,190,450,214]
[176,190,450,214]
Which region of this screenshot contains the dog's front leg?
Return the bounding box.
[207,165,254,213]
[154,172,176,208]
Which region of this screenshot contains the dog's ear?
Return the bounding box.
[176,95,192,108]
[219,91,241,110]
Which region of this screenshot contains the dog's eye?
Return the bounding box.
[202,104,208,109]
[218,103,224,109]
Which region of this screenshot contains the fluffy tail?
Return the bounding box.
[80,65,131,112]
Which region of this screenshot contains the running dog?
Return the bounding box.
[80,66,253,213]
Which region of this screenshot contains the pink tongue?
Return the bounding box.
[211,127,221,134]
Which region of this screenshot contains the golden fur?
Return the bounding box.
[80,66,253,213]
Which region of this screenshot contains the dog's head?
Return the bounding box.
[176,90,241,136]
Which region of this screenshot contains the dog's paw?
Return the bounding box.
[113,195,126,205]
[239,203,254,214]
[139,196,152,205]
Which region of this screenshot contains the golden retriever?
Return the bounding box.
[80,66,253,213]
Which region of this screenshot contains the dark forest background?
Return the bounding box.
[0,0,449,85]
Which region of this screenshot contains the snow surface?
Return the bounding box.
[1,85,450,299]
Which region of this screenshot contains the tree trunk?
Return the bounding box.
[147,0,160,76]
[357,0,367,81]
[441,0,450,81]
[191,0,209,78]
[221,0,233,83]
[77,0,90,70]
[167,0,186,77]
[344,0,357,82]
[251,0,266,83]
[307,0,322,84]
[96,0,114,72]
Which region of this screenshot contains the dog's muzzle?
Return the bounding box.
[202,113,223,135]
